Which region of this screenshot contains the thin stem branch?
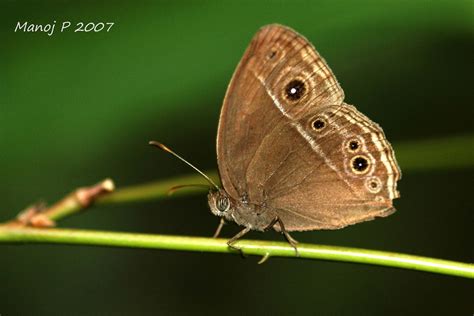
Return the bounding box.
[5,179,115,227]
[0,226,472,279]
[97,172,217,205]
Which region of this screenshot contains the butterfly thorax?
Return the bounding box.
[208,189,277,231]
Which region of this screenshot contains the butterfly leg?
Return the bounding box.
[279,218,299,256]
[227,227,251,256]
[263,216,279,231]
[268,217,299,256]
[212,218,225,238]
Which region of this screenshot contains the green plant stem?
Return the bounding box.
[0,226,472,279]
[97,172,217,204]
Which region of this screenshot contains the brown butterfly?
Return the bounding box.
[151,24,401,252]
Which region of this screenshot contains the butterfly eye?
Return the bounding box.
[216,196,230,212]
[285,80,306,101]
[311,118,326,131]
[351,155,370,174]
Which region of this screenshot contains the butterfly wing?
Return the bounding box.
[217,24,400,231]
[217,24,344,198]
[246,103,401,231]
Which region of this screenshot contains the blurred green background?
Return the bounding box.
[1,1,473,315]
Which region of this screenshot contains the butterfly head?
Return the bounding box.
[208,189,235,219]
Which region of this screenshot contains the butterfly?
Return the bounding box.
[151,24,401,253]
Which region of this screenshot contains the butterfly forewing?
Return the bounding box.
[217,25,344,197]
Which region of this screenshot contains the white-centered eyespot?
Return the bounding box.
[350,155,370,174]
[344,137,363,153]
[311,117,327,131]
[284,79,306,101]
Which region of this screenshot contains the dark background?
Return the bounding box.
[1,1,472,315]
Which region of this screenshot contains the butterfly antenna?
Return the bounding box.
[167,184,210,196]
[148,141,219,190]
